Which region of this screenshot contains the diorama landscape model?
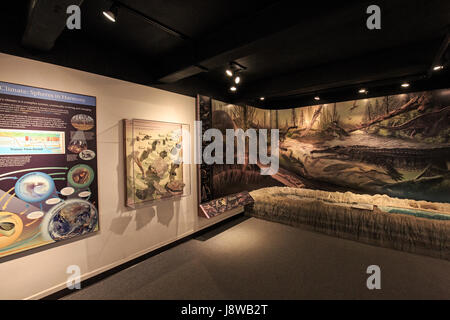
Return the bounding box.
[198,89,450,259]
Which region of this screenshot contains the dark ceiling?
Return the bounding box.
[0,0,448,108]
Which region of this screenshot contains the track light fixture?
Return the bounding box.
[359,88,367,94]
[103,3,118,22]
[433,65,444,71]
[401,82,410,88]
[225,62,246,93]
[260,97,265,101]
[314,96,320,101]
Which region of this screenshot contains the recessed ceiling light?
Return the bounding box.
[359,88,367,94]
[260,97,265,101]
[230,86,237,92]
[234,76,241,84]
[401,83,410,88]
[433,65,444,71]
[226,69,233,77]
[314,96,320,101]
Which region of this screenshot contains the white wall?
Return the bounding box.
[0,53,209,299]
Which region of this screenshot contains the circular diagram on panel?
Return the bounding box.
[15,172,55,203]
[45,199,98,241]
[71,114,94,131]
[67,164,94,188]
[0,212,24,249]
[68,140,88,154]
[79,149,96,161]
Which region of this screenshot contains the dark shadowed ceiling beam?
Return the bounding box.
[115,0,190,40]
[22,0,84,51]
[155,0,360,83]
[234,39,442,104]
[427,28,449,77]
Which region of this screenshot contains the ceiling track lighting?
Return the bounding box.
[314,96,320,101]
[260,97,265,101]
[103,3,119,22]
[401,82,410,88]
[432,65,444,71]
[225,62,246,79]
[101,2,189,40]
[225,62,246,93]
[359,88,367,94]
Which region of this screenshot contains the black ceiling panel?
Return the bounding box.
[0,0,448,108]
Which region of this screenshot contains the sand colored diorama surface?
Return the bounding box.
[249,187,450,260]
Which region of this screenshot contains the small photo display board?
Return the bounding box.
[199,191,254,219]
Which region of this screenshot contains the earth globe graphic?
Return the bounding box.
[45,199,98,241]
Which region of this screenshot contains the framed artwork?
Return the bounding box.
[123,119,190,208]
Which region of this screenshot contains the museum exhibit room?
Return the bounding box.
[0,0,449,306]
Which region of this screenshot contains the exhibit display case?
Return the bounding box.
[195,89,450,258]
[123,119,191,208]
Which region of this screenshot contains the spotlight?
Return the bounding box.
[234,76,241,84]
[260,97,265,101]
[401,83,410,88]
[433,65,444,71]
[314,96,320,101]
[359,88,367,94]
[103,4,118,22]
[226,69,233,77]
[230,86,237,92]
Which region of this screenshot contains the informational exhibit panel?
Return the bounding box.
[0,81,98,258]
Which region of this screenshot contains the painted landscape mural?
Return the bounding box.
[208,88,450,203]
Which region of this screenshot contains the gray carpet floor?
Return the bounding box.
[62,216,450,300]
